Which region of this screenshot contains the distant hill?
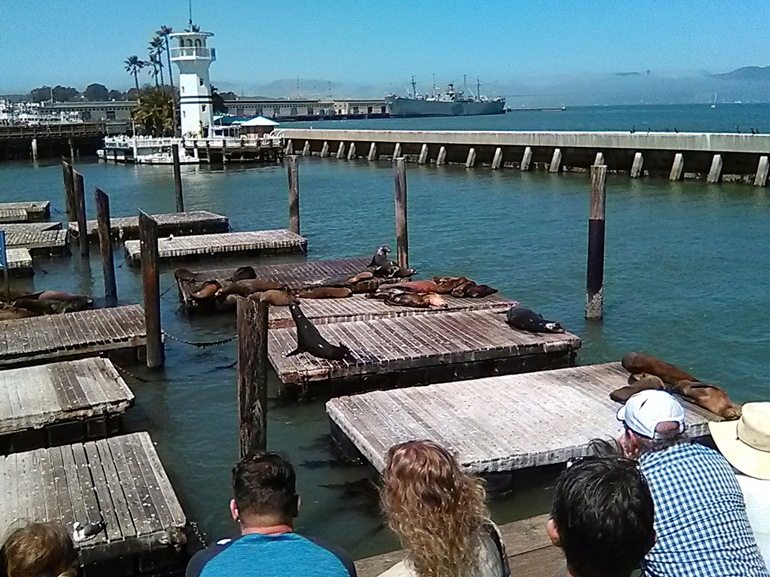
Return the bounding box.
[714,66,770,81]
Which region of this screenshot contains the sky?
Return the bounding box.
[1,0,770,95]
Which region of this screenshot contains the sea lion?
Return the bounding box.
[610,374,666,403]
[505,307,564,333]
[230,266,257,282]
[386,280,440,293]
[368,246,391,268]
[298,287,352,299]
[286,302,353,361]
[13,298,88,315]
[191,281,221,301]
[462,284,498,298]
[0,306,39,320]
[451,280,477,297]
[174,268,198,282]
[367,291,447,309]
[348,271,374,284]
[255,290,297,306]
[216,279,285,297]
[39,291,92,304]
[621,352,697,385]
[56,296,93,313]
[432,276,471,294]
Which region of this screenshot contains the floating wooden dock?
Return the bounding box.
[0,305,146,368]
[269,293,519,328]
[327,362,719,482]
[0,201,50,222]
[177,257,405,310]
[68,210,229,242]
[6,248,33,277]
[0,432,187,571]
[0,222,68,256]
[269,309,581,397]
[0,357,133,452]
[124,229,306,266]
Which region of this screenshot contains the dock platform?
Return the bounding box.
[327,362,719,482]
[0,357,133,452]
[177,257,405,310]
[0,432,187,572]
[69,210,229,242]
[269,308,581,397]
[0,201,50,222]
[1,222,68,256]
[6,248,33,277]
[268,293,519,328]
[0,305,146,369]
[124,229,306,266]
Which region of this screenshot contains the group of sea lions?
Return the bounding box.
[365,271,499,310]
[0,290,93,320]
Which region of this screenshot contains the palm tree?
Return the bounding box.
[124,55,146,99]
[132,86,174,136]
[158,25,179,136]
[149,36,165,86]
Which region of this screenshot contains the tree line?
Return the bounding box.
[28,84,136,103]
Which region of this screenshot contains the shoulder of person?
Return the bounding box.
[185,537,237,577]
[304,534,358,577]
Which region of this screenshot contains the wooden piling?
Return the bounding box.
[172,144,184,212]
[393,157,409,269]
[321,141,330,157]
[418,144,429,164]
[95,188,117,307]
[436,146,447,165]
[139,211,164,368]
[594,152,605,166]
[336,142,345,159]
[754,155,769,187]
[465,147,477,168]
[237,297,269,456]
[669,153,684,181]
[367,142,377,161]
[68,138,75,162]
[492,147,503,169]
[707,154,723,184]
[586,164,607,320]
[31,138,38,161]
[205,139,212,164]
[521,147,533,171]
[549,148,563,173]
[630,152,644,178]
[73,170,89,257]
[393,143,402,159]
[62,160,76,222]
[285,140,294,155]
[347,142,357,160]
[302,140,311,156]
[222,139,228,164]
[287,155,300,235]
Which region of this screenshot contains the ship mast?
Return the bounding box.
[410,76,417,98]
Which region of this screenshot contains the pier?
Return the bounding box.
[269,309,581,397]
[69,210,229,242]
[0,123,107,161]
[0,201,51,223]
[0,432,187,572]
[124,229,306,266]
[0,305,146,368]
[281,128,770,183]
[0,222,69,256]
[327,362,719,483]
[0,357,133,452]
[5,248,33,276]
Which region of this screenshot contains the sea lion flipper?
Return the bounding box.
[286,348,300,357]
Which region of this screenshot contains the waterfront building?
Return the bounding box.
[170,28,216,137]
[223,98,388,120]
[40,101,134,123]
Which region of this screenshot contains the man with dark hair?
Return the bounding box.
[547,456,656,577]
[186,452,356,577]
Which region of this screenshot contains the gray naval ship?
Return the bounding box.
[386,77,505,117]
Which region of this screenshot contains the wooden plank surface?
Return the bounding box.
[269,293,518,328]
[0,223,67,254]
[124,229,307,265]
[270,309,581,385]
[327,362,721,475]
[0,201,50,222]
[6,248,32,271]
[0,358,133,436]
[0,208,28,223]
[68,210,229,241]
[0,305,146,368]
[0,432,186,562]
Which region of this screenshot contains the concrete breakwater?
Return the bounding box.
[281,128,770,184]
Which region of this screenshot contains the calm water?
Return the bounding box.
[2,105,770,560]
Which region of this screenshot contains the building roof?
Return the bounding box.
[241,116,279,127]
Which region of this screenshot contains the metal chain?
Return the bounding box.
[111,361,151,383]
[161,330,235,348]
[187,519,208,548]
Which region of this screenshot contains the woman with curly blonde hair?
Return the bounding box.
[379,440,510,577]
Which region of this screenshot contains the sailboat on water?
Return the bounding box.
[711,94,717,109]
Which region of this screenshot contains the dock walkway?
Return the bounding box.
[69,210,229,242]
[0,201,50,222]
[0,222,68,256]
[327,362,719,478]
[0,305,146,368]
[270,309,580,396]
[0,357,133,452]
[0,432,187,571]
[269,293,518,328]
[124,229,306,266]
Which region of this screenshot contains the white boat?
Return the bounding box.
[711,93,717,109]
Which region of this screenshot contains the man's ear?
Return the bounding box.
[546,518,561,548]
[293,495,301,519]
[230,499,240,522]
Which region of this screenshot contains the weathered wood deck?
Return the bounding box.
[0,432,187,570]
[327,362,720,480]
[269,309,581,397]
[124,229,306,266]
[0,305,146,368]
[177,257,405,310]
[68,210,229,242]
[0,358,134,452]
[0,201,50,222]
[355,514,562,577]
[0,222,68,256]
[6,248,33,276]
[269,293,519,328]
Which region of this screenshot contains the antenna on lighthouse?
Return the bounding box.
[188,0,193,27]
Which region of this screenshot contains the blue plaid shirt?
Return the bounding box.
[640,442,769,577]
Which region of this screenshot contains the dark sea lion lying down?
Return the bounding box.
[230,266,257,282]
[298,287,352,299]
[286,302,353,361]
[174,268,198,282]
[190,281,221,301]
[505,307,564,333]
[615,352,741,420]
[366,291,447,309]
[252,290,297,306]
[14,297,92,315]
[216,279,285,297]
[39,291,92,304]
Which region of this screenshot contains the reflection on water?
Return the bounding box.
[1,150,770,559]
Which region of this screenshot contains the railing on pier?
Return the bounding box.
[0,122,106,140]
[170,47,215,60]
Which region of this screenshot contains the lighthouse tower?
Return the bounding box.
[170,29,216,136]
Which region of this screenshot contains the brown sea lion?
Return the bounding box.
[230,266,257,282]
[191,281,221,301]
[56,297,93,313]
[461,284,498,298]
[298,287,352,299]
[13,298,90,315]
[387,280,440,293]
[432,276,470,294]
[39,291,92,304]
[610,374,666,403]
[621,352,697,385]
[286,302,353,361]
[255,290,297,306]
[216,279,285,297]
[174,268,198,282]
[347,271,374,284]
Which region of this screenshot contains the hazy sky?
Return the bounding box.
[2,0,769,93]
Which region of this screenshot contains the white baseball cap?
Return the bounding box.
[616,390,686,439]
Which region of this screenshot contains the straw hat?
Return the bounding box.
[709,402,770,480]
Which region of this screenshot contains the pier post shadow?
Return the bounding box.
[237,297,269,456]
[139,211,164,368]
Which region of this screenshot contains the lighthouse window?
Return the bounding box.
[195,39,202,47]
[200,78,204,86]
[202,105,207,112]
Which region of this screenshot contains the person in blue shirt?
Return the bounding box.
[185,451,357,577]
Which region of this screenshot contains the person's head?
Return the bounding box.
[0,522,78,577]
[547,457,656,577]
[381,440,488,577]
[709,402,770,479]
[230,452,299,530]
[616,390,688,458]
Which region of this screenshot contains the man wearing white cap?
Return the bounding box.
[617,390,769,577]
[710,402,770,566]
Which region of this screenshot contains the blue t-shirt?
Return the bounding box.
[186,532,357,577]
